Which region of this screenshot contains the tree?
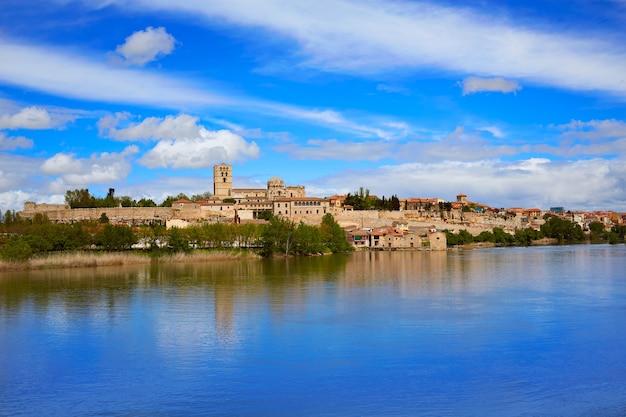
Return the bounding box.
[160,193,190,207]
[292,222,324,255]
[588,221,606,241]
[191,191,213,201]
[119,196,135,207]
[344,187,374,210]
[65,189,96,208]
[99,213,110,224]
[475,230,495,243]
[514,228,543,246]
[167,227,191,252]
[137,198,157,207]
[0,236,33,262]
[261,215,295,257]
[493,227,515,245]
[96,224,137,251]
[320,213,353,253]
[540,216,584,243]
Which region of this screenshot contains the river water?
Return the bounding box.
[1,245,625,416]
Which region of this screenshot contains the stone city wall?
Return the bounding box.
[21,202,525,233]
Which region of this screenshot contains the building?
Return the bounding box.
[213,163,232,198]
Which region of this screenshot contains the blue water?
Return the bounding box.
[1,245,625,416]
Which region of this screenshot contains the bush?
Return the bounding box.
[1,237,33,262]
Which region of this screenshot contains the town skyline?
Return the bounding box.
[1,0,626,213]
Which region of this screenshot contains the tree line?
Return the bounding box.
[0,211,352,262]
[64,189,215,209]
[445,215,626,246]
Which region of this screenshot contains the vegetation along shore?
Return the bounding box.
[0,211,353,271]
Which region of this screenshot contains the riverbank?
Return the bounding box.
[0,250,261,272]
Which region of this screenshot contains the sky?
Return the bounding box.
[1,0,626,212]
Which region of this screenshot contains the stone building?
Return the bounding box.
[213,163,232,197]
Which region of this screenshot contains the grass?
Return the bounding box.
[0,249,261,272]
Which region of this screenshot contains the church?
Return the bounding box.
[196,163,329,221]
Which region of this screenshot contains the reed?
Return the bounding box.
[0,250,260,272]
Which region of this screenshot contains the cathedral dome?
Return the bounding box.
[267,176,284,188]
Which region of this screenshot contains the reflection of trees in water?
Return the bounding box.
[1,252,487,343]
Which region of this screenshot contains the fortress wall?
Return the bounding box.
[21,203,522,234]
[333,209,521,234]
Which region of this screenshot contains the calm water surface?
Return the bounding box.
[1,245,626,416]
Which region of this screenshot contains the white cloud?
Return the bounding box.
[139,130,259,169]
[114,26,176,66]
[557,119,626,140]
[99,113,202,141]
[0,190,35,213]
[478,126,505,139]
[0,105,80,130]
[275,139,394,161]
[98,113,261,168]
[0,132,34,150]
[39,146,139,192]
[90,0,626,97]
[0,106,52,129]
[461,77,521,95]
[0,153,48,211]
[264,104,404,140]
[0,37,227,109]
[0,37,401,138]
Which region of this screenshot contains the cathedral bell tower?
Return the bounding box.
[213,163,232,198]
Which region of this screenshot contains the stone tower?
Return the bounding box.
[267,176,285,200]
[214,163,232,198]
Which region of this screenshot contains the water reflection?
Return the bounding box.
[1,246,626,416]
[1,247,624,335]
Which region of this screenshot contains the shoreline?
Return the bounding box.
[0,250,261,272]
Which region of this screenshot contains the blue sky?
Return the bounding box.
[1,0,626,212]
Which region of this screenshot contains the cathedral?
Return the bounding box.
[212,163,306,203]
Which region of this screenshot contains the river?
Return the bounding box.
[1,245,625,416]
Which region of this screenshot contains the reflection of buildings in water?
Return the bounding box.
[214,280,235,344]
[340,251,471,295]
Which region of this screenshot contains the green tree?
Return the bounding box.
[119,196,135,207]
[292,222,324,255]
[540,216,584,243]
[344,187,374,210]
[23,234,53,254]
[167,227,191,252]
[65,189,96,208]
[320,213,352,253]
[96,224,137,251]
[137,198,157,207]
[475,230,495,243]
[160,193,190,207]
[588,221,606,241]
[515,228,543,246]
[0,236,33,262]
[99,212,110,224]
[191,191,213,201]
[493,227,515,245]
[261,215,295,257]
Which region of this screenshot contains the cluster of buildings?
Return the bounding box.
[19,163,626,250]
